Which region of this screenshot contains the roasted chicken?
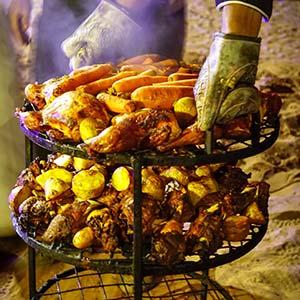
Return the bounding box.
[86,109,182,153]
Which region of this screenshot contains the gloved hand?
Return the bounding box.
[194,32,262,131]
[61,0,145,69]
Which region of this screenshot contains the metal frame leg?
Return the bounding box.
[28,245,37,299]
[132,156,143,299]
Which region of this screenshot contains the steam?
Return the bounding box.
[36,0,184,78]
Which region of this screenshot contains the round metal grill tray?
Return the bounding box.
[13,214,267,276]
[20,116,279,166]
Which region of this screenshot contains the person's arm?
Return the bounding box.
[221,4,262,37]
[7,0,31,45]
[216,0,272,21]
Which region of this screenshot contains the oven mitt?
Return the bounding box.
[61,0,144,69]
[194,32,262,131]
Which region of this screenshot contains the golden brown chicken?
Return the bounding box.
[86,109,181,153]
[41,91,110,142]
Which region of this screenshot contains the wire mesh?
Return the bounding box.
[36,267,239,300]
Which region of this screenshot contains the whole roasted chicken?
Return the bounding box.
[86,109,182,153]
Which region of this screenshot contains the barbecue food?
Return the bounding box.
[131,86,194,110]
[25,64,114,108]
[185,205,223,255]
[41,91,110,142]
[86,109,181,153]
[86,208,119,253]
[9,154,270,265]
[72,226,94,249]
[72,169,106,200]
[152,219,185,265]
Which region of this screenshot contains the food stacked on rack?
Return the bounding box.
[9,154,269,266]
[16,54,282,154]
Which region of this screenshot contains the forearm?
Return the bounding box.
[221,4,262,37]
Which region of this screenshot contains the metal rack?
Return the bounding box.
[16,114,279,299]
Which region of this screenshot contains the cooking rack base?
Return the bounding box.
[30,259,234,300]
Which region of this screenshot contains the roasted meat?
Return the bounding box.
[151,219,185,265]
[185,205,223,255]
[41,91,110,141]
[163,189,195,222]
[42,201,90,244]
[86,208,119,253]
[86,109,181,153]
[18,196,54,232]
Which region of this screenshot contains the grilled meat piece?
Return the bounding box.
[152,219,185,265]
[86,109,181,153]
[215,165,249,194]
[42,201,90,244]
[86,208,119,253]
[185,205,223,255]
[119,192,160,238]
[163,189,195,222]
[18,196,54,232]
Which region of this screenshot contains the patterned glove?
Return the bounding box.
[61,0,144,69]
[194,32,262,131]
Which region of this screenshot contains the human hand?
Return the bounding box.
[61,0,145,69]
[8,0,31,45]
[194,33,262,131]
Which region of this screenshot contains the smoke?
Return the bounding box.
[36,0,184,79]
[35,0,97,81]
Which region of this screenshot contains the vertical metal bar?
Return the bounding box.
[28,245,37,299]
[200,269,209,300]
[131,156,143,300]
[251,113,260,147]
[205,130,213,155]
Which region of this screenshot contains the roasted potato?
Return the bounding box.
[44,178,71,201]
[111,166,133,191]
[79,117,107,141]
[160,166,189,186]
[72,169,105,199]
[8,185,32,214]
[36,168,73,188]
[244,202,266,225]
[200,176,218,193]
[53,154,73,168]
[142,174,165,200]
[72,226,94,249]
[173,97,197,127]
[195,165,211,178]
[187,181,209,207]
[73,157,94,171]
[223,215,250,242]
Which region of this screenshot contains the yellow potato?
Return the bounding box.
[223,215,250,242]
[36,168,73,188]
[195,165,211,178]
[111,166,133,191]
[187,181,209,207]
[200,176,218,193]
[8,185,32,214]
[173,97,197,127]
[142,174,165,200]
[44,178,71,200]
[79,117,106,141]
[244,202,266,225]
[72,226,94,249]
[160,166,189,186]
[53,154,73,168]
[73,157,94,171]
[72,169,105,200]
